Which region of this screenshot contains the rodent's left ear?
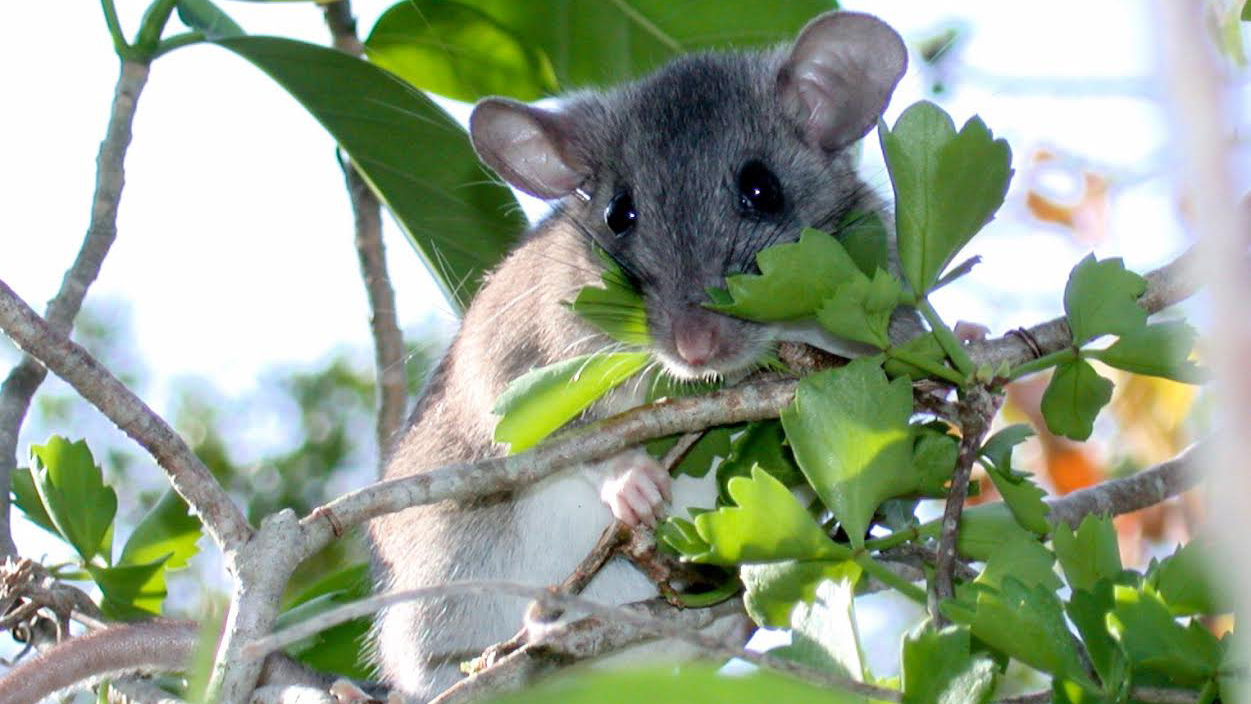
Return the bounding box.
[778,11,907,152]
[469,98,589,200]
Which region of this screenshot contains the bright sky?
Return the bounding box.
[0,0,1231,678]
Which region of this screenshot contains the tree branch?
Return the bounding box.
[320,0,408,455]
[0,278,252,553]
[1046,443,1200,529]
[0,59,150,559]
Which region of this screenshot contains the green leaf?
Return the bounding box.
[30,437,117,564]
[656,516,709,557]
[11,467,57,537]
[1062,254,1147,345]
[365,1,558,103]
[771,576,866,681]
[713,229,863,321]
[928,501,1034,562]
[942,578,1094,688]
[837,210,890,279]
[816,268,903,349]
[691,467,849,565]
[879,101,1012,294]
[974,532,1062,592]
[214,36,525,311]
[741,560,860,629]
[901,623,997,704]
[1066,579,1130,697]
[1052,515,1121,593]
[1087,321,1204,383]
[89,557,169,619]
[667,426,734,479]
[1041,359,1113,441]
[492,352,649,452]
[984,464,1049,535]
[447,0,838,90]
[278,564,373,679]
[1107,583,1222,684]
[912,427,958,497]
[1148,539,1224,616]
[1244,0,1251,21]
[119,490,201,571]
[978,424,1034,472]
[176,0,244,38]
[568,248,650,346]
[883,333,947,380]
[715,420,802,503]
[483,663,867,704]
[781,357,915,547]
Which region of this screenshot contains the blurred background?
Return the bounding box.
[0,0,1240,686]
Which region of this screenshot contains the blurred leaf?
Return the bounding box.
[1148,539,1224,616]
[1088,321,1204,383]
[713,229,863,321]
[983,464,1049,535]
[772,577,866,681]
[1107,583,1221,685]
[215,36,525,310]
[1243,0,1251,21]
[943,578,1094,688]
[119,489,201,571]
[671,576,741,608]
[365,1,557,102]
[978,424,1033,472]
[656,516,709,557]
[447,0,840,90]
[30,437,117,564]
[89,557,168,619]
[569,247,650,346]
[668,426,734,479]
[837,210,890,278]
[1041,359,1113,441]
[483,663,867,704]
[691,467,849,564]
[816,268,902,349]
[11,467,57,537]
[1052,515,1121,593]
[1062,254,1147,345]
[176,0,244,38]
[278,564,373,679]
[901,623,997,704]
[492,352,649,452]
[781,357,914,547]
[741,560,859,629]
[879,101,1012,294]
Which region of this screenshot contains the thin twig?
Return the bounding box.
[0,59,150,559]
[0,278,252,553]
[245,580,903,703]
[1046,442,1201,529]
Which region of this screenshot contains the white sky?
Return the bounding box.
[0,0,1238,679]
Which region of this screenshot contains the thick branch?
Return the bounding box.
[0,60,150,559]
[1045,443,1200,530]
[0,278,252,552]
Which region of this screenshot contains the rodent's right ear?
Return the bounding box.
[469,98,588,200]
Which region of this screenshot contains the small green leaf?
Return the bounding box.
[668,426,734,479]
[880,101,1013,294]
[11,467,57,537]
[1052,515,1121,593]
[984,464,1049,535]
[1107,583,1222,684]
[1063,254,1148,345]
[974,532,1062,592]
[90,557,169,619]
[781,357,915,547]
[365,1,558,103]
[493,352,649,452]
[176,0,244,38]
[741,560,860,629]
[942,578,1094,688]
[30,437,117,564]
[691,467,849,565]
[656,516,709,558]
[1244,0,1251,20]
[771,576,866,681]
[901,623,997,704]
[816,268,903,349]
[837,210,890,278]
[119,490,201,571]
[712,229,862,321]
[568,249,649,346]
[1148,539,1224,616]
[670,576,741,608]
[883,333,948,380]
[978,424,1034,472]
[1041,359,1114,441]
[1066,579,1131,695]
[912,427,958,497]
[939,502,1036,562]
[1087,321,1204,383]
[715,420,801,502]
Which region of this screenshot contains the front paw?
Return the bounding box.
[598,451,672,528]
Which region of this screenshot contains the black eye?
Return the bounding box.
[737,160,784,215]
[605,191,637,236]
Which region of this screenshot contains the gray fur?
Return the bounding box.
[368,11,907,702]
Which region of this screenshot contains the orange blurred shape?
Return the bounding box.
[1023,148,1111,246]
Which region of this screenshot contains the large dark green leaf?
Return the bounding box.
[214,36,525,310]
[365,1,558,102]
[437,0,839,91]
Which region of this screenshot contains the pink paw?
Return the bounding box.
[599,453,672,527]
[954,320,990,344]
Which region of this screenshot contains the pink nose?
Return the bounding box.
[674,314,720,367]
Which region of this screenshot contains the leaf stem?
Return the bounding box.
[1005,347,1078,381]
[99,0,138,60]
[918,299,975,378]
[135,0,180,55]
[152,31,206,58]
[855,554,927,605]
[931,255,982,293]
[863,526,920,552]
[886,348,965,385]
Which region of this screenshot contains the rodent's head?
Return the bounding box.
[469,11,906,381]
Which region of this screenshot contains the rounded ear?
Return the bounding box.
[778,11,907,152]
[468,98,588,200]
